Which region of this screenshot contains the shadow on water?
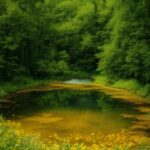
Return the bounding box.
[3,89,139,117]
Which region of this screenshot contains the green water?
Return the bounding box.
[8,89,136,141]
[14,108,132,140]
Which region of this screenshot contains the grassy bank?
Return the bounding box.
[94,76,150,99]
[0,78,54,98]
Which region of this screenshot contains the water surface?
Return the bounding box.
[10,89,135,142]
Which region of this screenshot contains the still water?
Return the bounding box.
[14,108,132,140]
[9,89,135,142]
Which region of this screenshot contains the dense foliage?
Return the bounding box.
[0,0,149,84]
[0,0,106,81]
[97,0,150,84]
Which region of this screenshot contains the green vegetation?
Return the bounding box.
[96,0,150,90]
[0,77,61,99]
[0,0,150,149]
[94,0,150,99]
[0,0,149,96]
[95,76,150,99]
[0,116,47,150]
[0,0,102,82]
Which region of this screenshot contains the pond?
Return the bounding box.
[4,88,139,144]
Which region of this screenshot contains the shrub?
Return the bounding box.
[0,117,47,150]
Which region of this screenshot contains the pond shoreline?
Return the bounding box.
[1,81,150,149]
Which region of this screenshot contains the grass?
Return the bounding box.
[0,77,54,98]
[94,75,150,99]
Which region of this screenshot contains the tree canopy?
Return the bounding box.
[0,0,149,84]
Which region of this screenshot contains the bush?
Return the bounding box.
[112,79,150,98]
[94,75,111,84]
[112,79,141,92]
[0,117,47,150]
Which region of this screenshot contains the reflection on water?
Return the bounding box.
[8,89,136,142]
[64,79,92,84]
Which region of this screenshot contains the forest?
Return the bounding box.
[0,0,150,150]
[0,0,150,84]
